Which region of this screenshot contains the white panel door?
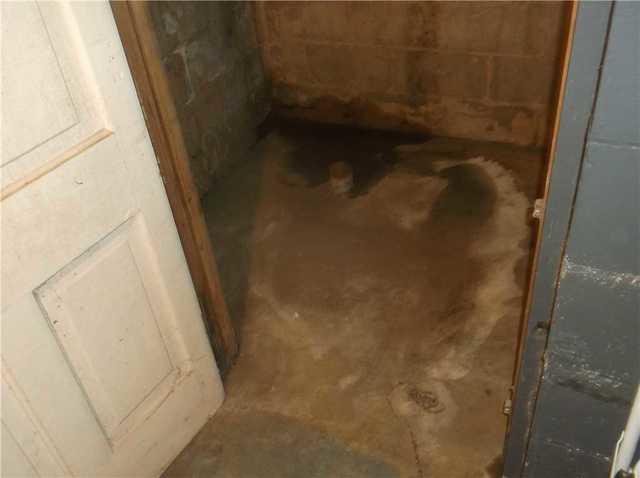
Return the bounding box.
[0,2,224,476]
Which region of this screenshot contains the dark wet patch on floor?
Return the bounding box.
[431,163,496,223]
[276,120,427,197]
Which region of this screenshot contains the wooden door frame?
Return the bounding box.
[110,1,238,374]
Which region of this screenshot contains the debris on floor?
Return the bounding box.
[329,161,354,195]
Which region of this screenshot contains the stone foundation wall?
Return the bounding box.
[150,2,270,196]
[254,1,568,147]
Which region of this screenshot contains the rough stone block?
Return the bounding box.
[151,1,270,196]
[163,50,192,107]
[148,2,213,53]
[491,56,557,104]
[183,37,226,98]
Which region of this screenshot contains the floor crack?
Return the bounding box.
[408,427,425,478]
[387,386,425,478]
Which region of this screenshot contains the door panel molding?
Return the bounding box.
[1,129,113,201]
[34,214,192,449]
[1,362,70,476]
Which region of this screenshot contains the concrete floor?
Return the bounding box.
[163,123,544,478]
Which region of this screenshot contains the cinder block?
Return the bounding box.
[353,47,406,96]
[305,43,357,89]
[264,2,350,42]
[268,42,311,86]
[301,43,405,97]
[299,2,350,42]
[422,99,541,146]
[403,2,438,48]
[263,2,306,40]
[406,52,488,100]
[402,2,565,56]
[491,2,533,56]
[492,1,566,56]
[345,2,410,46]
[529,2,568,57]
[491,56,557,104]
[406,2,503,52]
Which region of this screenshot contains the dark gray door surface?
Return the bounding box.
[504,2,639,476]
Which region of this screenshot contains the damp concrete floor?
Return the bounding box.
[163,123,544,478]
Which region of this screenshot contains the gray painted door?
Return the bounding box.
[515,2,639,476]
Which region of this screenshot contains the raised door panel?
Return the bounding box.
[1,0,107,191]
[1,0,78,163]
[34,215,192,448]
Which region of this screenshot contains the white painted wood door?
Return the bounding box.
[0,2,224,476]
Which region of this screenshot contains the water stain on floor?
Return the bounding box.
[164,122,543,478]
[279,121,425,197]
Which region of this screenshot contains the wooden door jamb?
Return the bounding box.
[110,1,238,374]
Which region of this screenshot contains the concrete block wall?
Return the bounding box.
[255,1,568,147]
[149,2,270,197]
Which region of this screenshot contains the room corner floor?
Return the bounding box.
[162,123,544,478]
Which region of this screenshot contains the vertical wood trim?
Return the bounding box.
[503,4,578,466]
[110,1,238,373]
[510,0,578,394]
